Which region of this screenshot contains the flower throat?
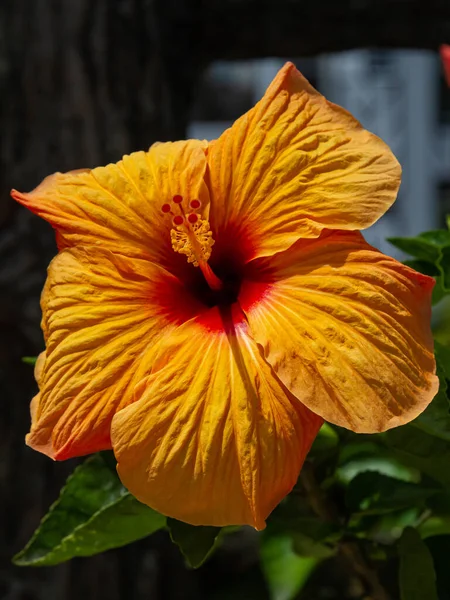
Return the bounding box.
[161,195,223,292]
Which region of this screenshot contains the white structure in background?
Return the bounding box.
[189,52,449,256]
[318,50,445,255]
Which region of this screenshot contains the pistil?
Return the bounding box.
[198,260,223,291]
[161,194,223,291]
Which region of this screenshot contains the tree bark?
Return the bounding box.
[0,2,198,599]
[178,0,450,61]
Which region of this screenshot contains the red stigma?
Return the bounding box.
[190,199,201,209]
[173,215,184,226]
[173,195,183,204]
[188,213,199,224]
[161,203,171,213]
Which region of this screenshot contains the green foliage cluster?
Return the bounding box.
[14,225,450,599]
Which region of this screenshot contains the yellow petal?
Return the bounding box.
[34,351,46,387]
[12,141,209,270]
[207,62,401,261]
[111,307,322,528]
[240,231,438,432]
[29,351,47,427]
[29,246,202,459]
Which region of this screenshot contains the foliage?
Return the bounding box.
[16,222,450,598]
[167,519,222,568]
[13,453,166,566]
[398,527,438,600]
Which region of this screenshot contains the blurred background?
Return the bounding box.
[1,1,450,599]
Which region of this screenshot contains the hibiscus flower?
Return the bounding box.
[12,63,438,529]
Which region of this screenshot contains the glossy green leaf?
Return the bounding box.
[337,442,420,485]
[167,519,221,568]
[388,236,441,262]
[269,499,341,542]
[413,360,450,440]
[351,507,421,545]
[346,472,438,515]
[431,276,449,305]
[265,496,341,559]
[419,230,450,247]
[419,515,450,539]
[389,230,450,294]
[440,245,450,290]
[402,259,448,304]
[21,356,37,365]
[309,423,339,457]
[398,527,438,600]
[403,259,440,277]
[260,535,318,600]
[13,454,166,566]
[386,427,450,489]
[435,342,450,380]
[291,532,336,559]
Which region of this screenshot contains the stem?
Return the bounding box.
[300,462,391,600]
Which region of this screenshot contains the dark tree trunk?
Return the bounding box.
[0,2,200,599]
[199,0,450,60]
[155,0,450,63]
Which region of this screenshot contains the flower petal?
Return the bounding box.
[11,140,209,270]
[207,62,401,261]
[240,231,438,432]
[29,351,47,427]
[29,246,203,460]
[111,307,322,528]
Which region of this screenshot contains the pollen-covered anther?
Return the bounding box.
[170,219,215,267]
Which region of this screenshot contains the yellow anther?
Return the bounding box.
[170,219,214,267]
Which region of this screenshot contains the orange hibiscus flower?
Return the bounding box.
[12,63,438,529]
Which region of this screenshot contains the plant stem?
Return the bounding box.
[300,461,391,600]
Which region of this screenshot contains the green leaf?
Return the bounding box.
[389,230,450,294]
[351,507,421,544]
[398,527,438,600]
[21,356,37,365]
[402,259,450,304]
[403,267,448,305]
[309,423,339,457]
[435,342,450,380]
[403,259,440,277]
[337,442,420,485]
[13,454,166,566]
[413,360,450,440]
[346,472,438,515]
[291,532,336,559]
[419,515,450,539]
[260,535,318,600]
[431,276,449,305]
[440,245,450,290]
[419,230,450,247]
[167,519,222,568]
[268,507,341,559]
[385,427,450,489]
[388,236,442,262]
